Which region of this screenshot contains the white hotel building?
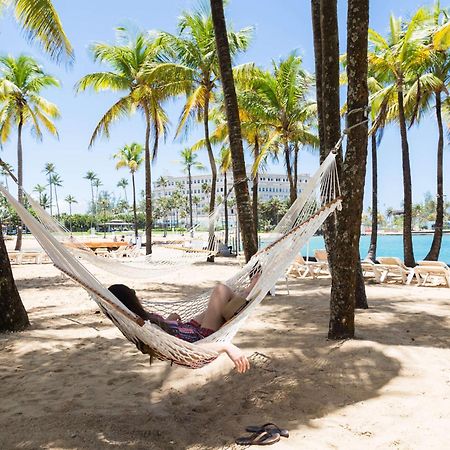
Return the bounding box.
[153,168,310,226]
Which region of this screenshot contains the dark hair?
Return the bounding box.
[108,284,151,321]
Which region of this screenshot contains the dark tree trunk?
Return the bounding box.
[284,142,296,205]
[54,185,60,219]
[293,142,299,201]
[0,227,29,331]
[425,91,444,261]
[366,132,378,261]
[131,173,138,241]
[397,87,415,267]
[224,171,229,245]
[15,120,23,251]
[323,0,369,339]
[252,136,259,236]
[143,108,153,255]
[210,0,257,262]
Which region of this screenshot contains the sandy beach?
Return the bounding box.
[1,240,450,450]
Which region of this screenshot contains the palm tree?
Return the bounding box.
[93,177,102,209]
[0,162,14,190]
[405,4,450,261]
[217,146,231,245]
[180,147,204,234]
[117,178,129,203]
[0,0,72,333]
[237,54,317,205]
[77,27,185,255]
[158,4,252,232]
[113,143,144,241]
[0,55,59,251]
[43,163,55,215]
[0,0,73,63]
[64,194,77,234]
[33,183,47,206]
[156,176,169,236]
[50,172,63,218]
[368,10,432,267]
[83,171,97,215]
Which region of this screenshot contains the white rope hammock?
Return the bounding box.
[0,164,341,368]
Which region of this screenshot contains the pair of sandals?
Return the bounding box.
[235,423,289,446]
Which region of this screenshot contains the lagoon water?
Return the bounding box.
[299,233,450,264]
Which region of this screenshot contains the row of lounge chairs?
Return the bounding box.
[8,250,51,265]
[286,251,450,288]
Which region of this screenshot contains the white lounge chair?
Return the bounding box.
[360,259,385,283]
[413,261,450,288]
[313,249,330,275]
[377,257,415,284]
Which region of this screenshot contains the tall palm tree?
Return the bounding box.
[368,10,431,267]
[113,143,144,241]
[180,147,204,234]
[156,175,169,236]
[93,177,102,209]
[158,4,252,231]
[0,56,59,251]
[50,172,62,218]
[83,170,98,227]
[404,4,450,261]
[77,27,184,255]
[43,163,55,215]
[117,178,129,202]
[64,194,77,234]
[33,183,47,206]
[0,0,72,333]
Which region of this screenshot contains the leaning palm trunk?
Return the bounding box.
[366,133,378,261]
[0,226,29,331]
[397,86,415,267]
[144,109,152,255]
[15,119,24,251]
[210,0,257,262]
[425,91,444,261]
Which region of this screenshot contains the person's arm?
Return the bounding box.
[198,341,250,373]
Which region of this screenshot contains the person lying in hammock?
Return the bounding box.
[108,265,261,373]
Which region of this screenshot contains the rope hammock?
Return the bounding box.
[0,154,341,368]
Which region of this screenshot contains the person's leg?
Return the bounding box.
[199,282,234,331]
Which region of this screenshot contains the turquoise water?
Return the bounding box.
[299,234,450,264]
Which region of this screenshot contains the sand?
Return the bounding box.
[1,241,450,449]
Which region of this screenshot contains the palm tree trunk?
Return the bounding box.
[15,119,24,251]
[397,86,415,267]
[425,91,444,261]
[366,132,378,261]
[224,171,229,246]
[204,91,217,260]
[188,166,193,235]
[54,185,60,218]
[284,142,296,205]
[144,108,152,255]
[49,176,53,216]
[131,173,138,241]
[90,182,94,230]
[252,136,259,236]
[210,0,258,262]
[293,142,299,201]
[0,226,29,331]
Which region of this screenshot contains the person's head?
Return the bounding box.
[108,284,148,320]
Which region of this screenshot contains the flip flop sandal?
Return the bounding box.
[245,423,289,438]
[235,430,281,446]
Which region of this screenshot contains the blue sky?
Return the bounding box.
[0,0,447,214]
